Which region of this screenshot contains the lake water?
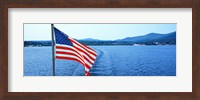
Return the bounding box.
[24,45,176,76]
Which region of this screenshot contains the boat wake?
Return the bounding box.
[89,49,113,76]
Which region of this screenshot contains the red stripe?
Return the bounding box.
[69,38,97,56]
[56,56,85,66]
[56,51,85,63]
[56,51,93,66]
[82,43,95,52]
[74,46,95,61]
[85,71,90,76]
[82,56,93,65]
[56,56,91,69]
[84,63,91,69]
[56,46,83,58]
[75,42,97,56]
[69,38,94,51]
[56,46,93,65]
[74,44,97,57]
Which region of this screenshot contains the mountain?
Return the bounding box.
[79,31,176,43]
[117,31,176,43]
[79,38,102,41]
[157,31,176,42]
[24,31,176,47]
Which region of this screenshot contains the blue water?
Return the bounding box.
[24,45,176,76]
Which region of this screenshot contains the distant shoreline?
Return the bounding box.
[24,44,176,47]
[24,40,176,47]
[24,31,176,47]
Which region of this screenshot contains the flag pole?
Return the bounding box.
[51,24,56,76]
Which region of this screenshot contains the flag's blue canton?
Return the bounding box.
[54,27,73,46]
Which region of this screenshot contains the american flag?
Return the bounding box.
[54,27,97,76]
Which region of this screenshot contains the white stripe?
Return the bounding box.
[56,43,94,73]
[56,44,71,46]
[56,44,85,61]
[56,54,85,65]
[56,49,83,60]
[56,54,92,69]
[73,43,96,56]
[57,48,95,64]
[56,50,93,67]
[56,44,95,68]
[85,61,92,67]
[73,41,96,55]
[69,37,97,55]
[85,67,89,72]
[73,43,96,59]
[56,44,95,64]
[72,40,96,54]
[76,50,95,63]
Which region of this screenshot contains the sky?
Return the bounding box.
[24,24,176,41]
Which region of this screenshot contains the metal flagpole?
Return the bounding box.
[51,24,56,76]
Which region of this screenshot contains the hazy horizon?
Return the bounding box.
[24,24,176,41]
[24,31,176,41]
